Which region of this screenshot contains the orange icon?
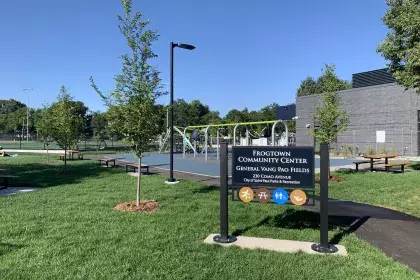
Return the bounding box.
[238,187,254,203]
[290,189,307,206]
[255,188,271,204]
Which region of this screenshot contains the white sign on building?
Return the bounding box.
[376,131,386,143]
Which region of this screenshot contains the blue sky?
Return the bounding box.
[0,0,389,116]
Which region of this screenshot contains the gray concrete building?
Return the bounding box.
[295,69,420,156]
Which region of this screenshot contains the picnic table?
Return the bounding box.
[67,150,80,160]
[363,154,397,172]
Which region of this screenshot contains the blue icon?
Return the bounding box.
[272,188,289,205]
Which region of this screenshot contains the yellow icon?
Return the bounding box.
[239,187,254,203]
[290,189,307,206]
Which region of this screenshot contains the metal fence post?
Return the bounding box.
[312,143,337,253]
[213,141,236,244]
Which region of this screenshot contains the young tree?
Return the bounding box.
[91,0,163,206]
[35,105,54,162]
[91,111,107,150]
[50,86,85,169]
[308,66,349,177]
[377,0,420,92]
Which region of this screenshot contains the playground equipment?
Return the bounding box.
[182,120,290,161]
[159,126,196,154]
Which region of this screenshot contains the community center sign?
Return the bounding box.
[232,146,314,188]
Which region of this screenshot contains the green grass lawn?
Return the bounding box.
[0,155,419,279]
[327,170,420,217]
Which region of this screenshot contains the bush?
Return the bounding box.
[378,146,387,154]
[341,146,348,158]
[364,145,375,156]
[409,162,420,170]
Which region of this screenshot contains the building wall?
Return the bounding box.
[296,83,420,156]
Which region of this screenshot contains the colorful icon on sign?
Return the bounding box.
[290,189,307,206]
[238,187,254,203]
[255,188,271,204]
[272,188,288,204]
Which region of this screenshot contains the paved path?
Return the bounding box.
[88,155,420,273]
[0,187,39,197]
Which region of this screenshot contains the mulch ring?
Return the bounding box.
[113,200,159,213]
[315,175,347,182]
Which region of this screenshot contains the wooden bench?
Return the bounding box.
[353,160,381,171]
[98,158,116,167]
[77,154,84,160]
[384,161,411,173]
[125,163,149,174]
[59,154,66,161]
[0,175,20,190]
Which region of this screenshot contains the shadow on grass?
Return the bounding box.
[192,185,218,194]
[0,243,24,256]
[1,159,122,189]
[232,208,368,245]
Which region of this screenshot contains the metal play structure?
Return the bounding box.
[158,120,291,161]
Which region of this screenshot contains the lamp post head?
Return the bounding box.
[174,43,195,50]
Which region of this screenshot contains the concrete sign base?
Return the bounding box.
[204,234,348,256]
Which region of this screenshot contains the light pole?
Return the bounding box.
[23,88,33,141]
[161,83,170,132]
[166,42,195,184]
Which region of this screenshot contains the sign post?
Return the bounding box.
[213,141,236,243]
[311,143,338,253]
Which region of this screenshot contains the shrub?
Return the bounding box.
[379,146,387,154]
[364,145,375,156]
[409,162,420,170]
[341,146,348,158]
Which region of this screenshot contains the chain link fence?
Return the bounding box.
[332,127,416,157]
[0,133,129,151]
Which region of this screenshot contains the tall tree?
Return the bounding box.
[296,64,351,97]
[91,0,163,206]
[378,0,420,92]
[296,77,318,97]
[50,86,85,169]
[308,67,349,177]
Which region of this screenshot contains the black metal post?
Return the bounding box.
[312,143,338,253]
[213,141,236,243]
[168,42,176,183]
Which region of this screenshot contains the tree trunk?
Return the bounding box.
[136,157,141,206]
[47,146,49,163]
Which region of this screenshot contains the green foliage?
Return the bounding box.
[296,77,318,97]
[91,0,162,159]
[409,162,420,170]
[49,86,86,168]
[341,146,348,158]
[378,0,420,92]
[308,66,349,145]
[35,105,54,147]
[296,64,351,97]
[365,145,375,156]
[379,146,387,154]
